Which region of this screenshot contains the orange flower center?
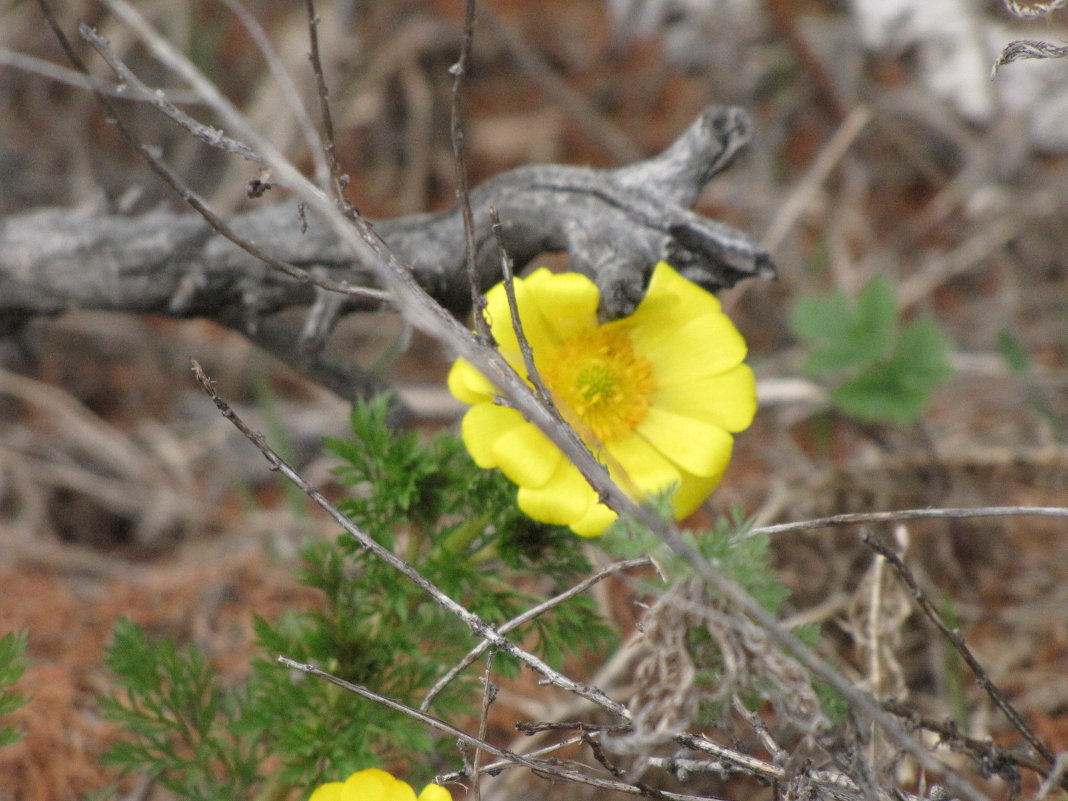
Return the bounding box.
[540,327,655,443]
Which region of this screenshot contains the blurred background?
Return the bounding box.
[1,1,1067,798]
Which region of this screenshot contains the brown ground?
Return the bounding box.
[2,2,1067,800]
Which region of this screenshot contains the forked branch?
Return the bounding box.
[0,106,771,329]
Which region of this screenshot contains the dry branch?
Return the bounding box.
[0,105,773,406]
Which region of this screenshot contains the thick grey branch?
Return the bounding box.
[0,105,773,399]
[395,105,775,317]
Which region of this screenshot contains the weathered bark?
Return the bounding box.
[0,105,774,408]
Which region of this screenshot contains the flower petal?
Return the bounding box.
[341,770,414,801]
[447,359,497,404]
[631,311,747,381]
[670,460,730,519]
[526,270,600,340]
[517,459,594,525]
[418,786,453,801]
[605,433,681,497]
[461,404,525,468]
[383,777,417,801]
[652,364,757,432]
[492,422,563,488]
[483,270,554,357]
[637,406,735,477]
[629,262,722,330]
[570,500,619,537]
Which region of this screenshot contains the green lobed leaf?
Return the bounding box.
[792,276,898,374]
[831,316,954,425]
[791,291,864,373]
[891,317,955,384]
[831,366,928,424]
[854,275,898,356]
[792,275,955,425]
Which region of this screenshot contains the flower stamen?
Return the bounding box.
[541,327,656,443]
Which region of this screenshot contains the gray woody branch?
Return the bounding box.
[0,105,774,406]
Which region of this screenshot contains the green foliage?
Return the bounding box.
[604,509,787,615]
[793,276,898,373]
[101,395,612,796]
[603,509,846,722]
[0,630,30,749]
[99,619,263,801]
[791,276,955,425]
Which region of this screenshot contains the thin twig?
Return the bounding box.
[584,733,628,780]
[488,206,552,405]
[302,0,348,201]
[750,506,1068,538]
[276,657,717,801]
[217,0,328,188]
[436,734,586,784]
[473,653,496,801]
[732,695,786,763]
[81,30,265,165]
[450,0,490,340]
[675,733,890,801]
[675,733,812,786]
[422,556,651,710]
[0,45,202,102]
[881,699,1063,789]
[862,532,1056,766]
[191,360,627,720]
[517,720,630,734]
[75,23,389,308]
[296,0,363,350]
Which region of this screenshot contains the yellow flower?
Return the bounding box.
[308,768,452,801]
[448,261,756,536]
